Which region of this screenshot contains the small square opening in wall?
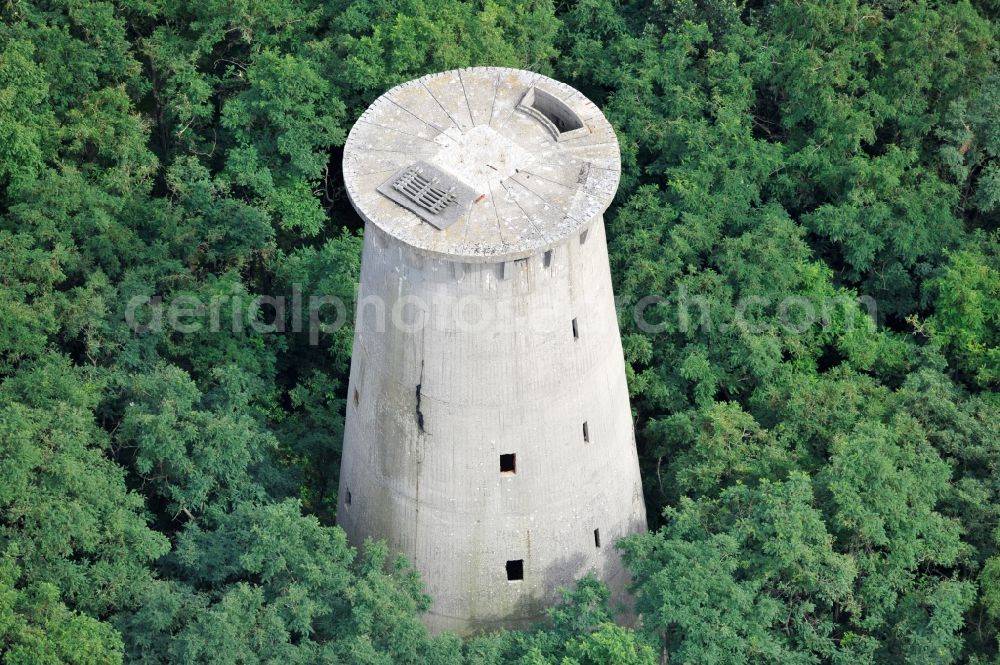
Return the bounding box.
[572,318,579,339]
[500,453,516,474]
[583,421,590,443]
[506,559,524,581]
[594,528,601,548]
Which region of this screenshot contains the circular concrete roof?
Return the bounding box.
[343,67,621,262]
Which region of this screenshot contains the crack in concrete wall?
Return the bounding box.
[415,360,426,434]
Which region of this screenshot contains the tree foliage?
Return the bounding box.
[1,0,998,663]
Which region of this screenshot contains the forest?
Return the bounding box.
[1,0,999,663]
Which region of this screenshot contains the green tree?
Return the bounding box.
[117,501,462,664]
[922,240,1000,388]
[0,559,123,665]
[3,0,1000,661]
[0,357,169,618]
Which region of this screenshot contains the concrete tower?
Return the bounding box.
[338,67,647,635]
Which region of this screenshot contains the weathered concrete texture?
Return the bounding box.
[342,68,621,262]
[337,68,647,635]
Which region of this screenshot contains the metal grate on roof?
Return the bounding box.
[393,167,457,214]
[377,161,476,230]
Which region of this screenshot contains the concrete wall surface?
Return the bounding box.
[337,217,648,634]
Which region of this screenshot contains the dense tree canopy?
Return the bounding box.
[1,0,998,663]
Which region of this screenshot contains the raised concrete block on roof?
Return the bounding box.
[337,67,647,635]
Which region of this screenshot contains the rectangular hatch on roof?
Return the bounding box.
[377,160,476,230]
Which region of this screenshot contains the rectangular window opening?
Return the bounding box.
[572,318,579,339]
[500,453,516,475]
[543,249,553,268]
[594,528,601,548]
[580,229,589,245]
[506,559,524,582]
[583,421,590,443]
[345,489,352,507]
